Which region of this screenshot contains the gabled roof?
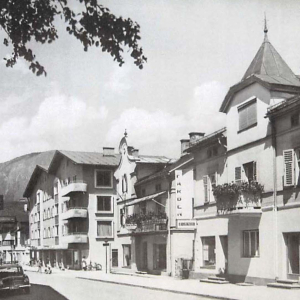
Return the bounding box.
[23,165,48,198]
[220,30,300,113]
[48,150,120,173]
[136,155,176,164]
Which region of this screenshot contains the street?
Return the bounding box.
[4,271,212,300]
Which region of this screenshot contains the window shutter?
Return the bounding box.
[239,107,248,131]
[253,161,257,182]
[283,149,295,186]
[235,167,242,184]
[203,175,209,203]
[247,101,257,126]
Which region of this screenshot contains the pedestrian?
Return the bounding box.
[38,259,42,273]
[82,256,87,271]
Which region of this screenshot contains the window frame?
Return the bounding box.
[96,220,113,238]
[243,229,259,258]
[96,195,113,213]
[94,169,113,189]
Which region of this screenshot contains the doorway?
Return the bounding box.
[220,235,228,273]
[286,233,300,275]
[142,242,148,270]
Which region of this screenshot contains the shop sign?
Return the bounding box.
[175,170,183,219]
[177,220,196,229]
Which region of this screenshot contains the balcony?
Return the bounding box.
[61,180,87,197]
[62,232,88,244]
[61,207,88,220]
[125,212,168,234]
[216,193,262,217]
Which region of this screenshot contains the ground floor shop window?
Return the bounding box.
[243,230,259,257]
[153,244,166,270]
[123,245,131,267]
[112,249,118,267]
[202,236,216,268]
[287,233,300,275]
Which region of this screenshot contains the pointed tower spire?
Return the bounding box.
[264,12,268,42]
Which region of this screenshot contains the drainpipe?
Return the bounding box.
[271,118,278,280]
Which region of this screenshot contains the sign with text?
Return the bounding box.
[177,220,196,229]
[175,170,183,219]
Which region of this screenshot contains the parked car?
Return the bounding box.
[0,264,30,294]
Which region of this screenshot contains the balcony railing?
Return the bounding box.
[61,207,88,220]
[216,193,262,216]
[62,232,88,244]
[61,180,87,197]
[126,212,168,233]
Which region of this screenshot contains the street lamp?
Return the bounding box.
[103,239,109,274]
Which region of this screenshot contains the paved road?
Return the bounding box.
[25,272,211,300]
[0,284,67,300]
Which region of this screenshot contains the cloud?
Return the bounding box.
[105,108,187,158]
[105,81,227,158]
[104,65,131,94]
[0,94,108,162]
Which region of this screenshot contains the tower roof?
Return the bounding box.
[242,29,300,86]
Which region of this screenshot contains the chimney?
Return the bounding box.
[180,139,190,155]
[189,132,205,144]
[103,147,115,156]
[132,149,139,157]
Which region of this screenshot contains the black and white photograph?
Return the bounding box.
[0,0,300,299]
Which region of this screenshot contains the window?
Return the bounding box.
[202,237,216,268]
[141,188,146,197]
[140,202,146,214]
[243,161,257,183]
[73,175,77,182]
[155,183,161,192]
[95,170,113,188]
[120,208,125,227]
[97,196,112,212]
[235,167,242,185]
[54,182,58,195]
[97,221,113,237]
[203,173,217,203]
[243,230,259,257]
[2,240,13,246]
[238,99,257,132]
[153,244,167,270]
[122,174,128,193]
[36,192,40,204]
[291,113,299,127]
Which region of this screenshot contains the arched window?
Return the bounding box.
[122,174,128,193]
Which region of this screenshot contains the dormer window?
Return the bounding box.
[238,99,257,132]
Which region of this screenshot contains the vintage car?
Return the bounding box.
[0,264,30,294]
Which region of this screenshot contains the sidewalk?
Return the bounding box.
[23,266,300,300]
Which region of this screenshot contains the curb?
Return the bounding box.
[76,276,238,300]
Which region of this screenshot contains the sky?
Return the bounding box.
[1,0,300,162]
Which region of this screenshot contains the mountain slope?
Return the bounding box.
[0,151,55,217]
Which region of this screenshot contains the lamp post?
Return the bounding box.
[103,239,109,274]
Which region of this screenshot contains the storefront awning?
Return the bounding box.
[126,191,166,207]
